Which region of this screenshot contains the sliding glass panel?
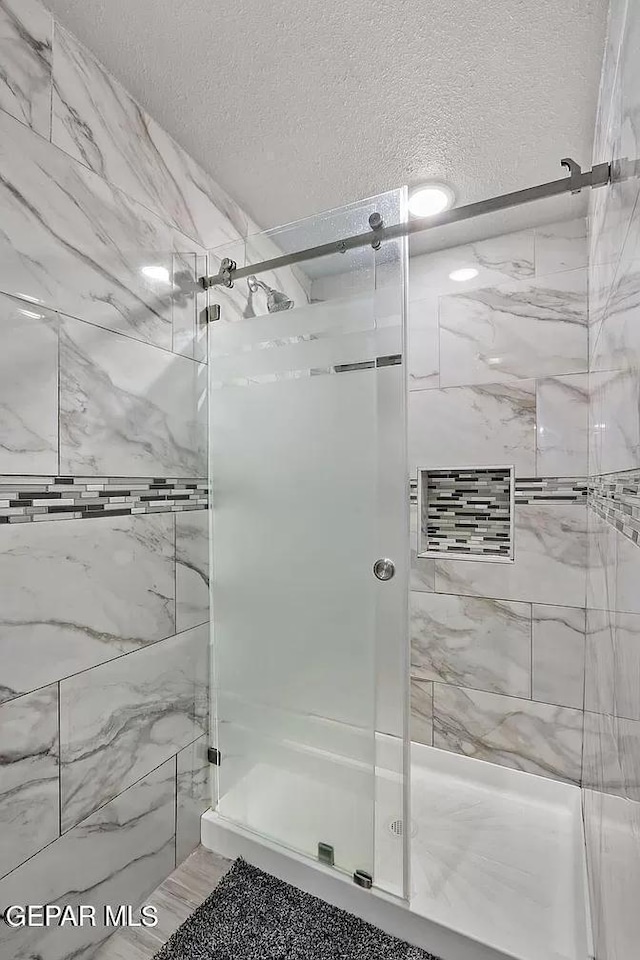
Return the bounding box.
[207,190,409,895]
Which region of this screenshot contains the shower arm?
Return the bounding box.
[200,157,621,291]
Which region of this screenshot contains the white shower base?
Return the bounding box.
[405,742,590,960]
[202,741,590,960]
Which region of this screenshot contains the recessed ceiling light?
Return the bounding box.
[141,265,171,282]
[449,268,479,282]
[19,308,43,319]
[408,183,455,218]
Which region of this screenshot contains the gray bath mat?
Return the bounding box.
[153,858,440,959]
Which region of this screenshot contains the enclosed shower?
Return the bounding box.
[199,157,616,960]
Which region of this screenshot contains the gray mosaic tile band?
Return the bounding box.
[589,469,640,546]
[0,476,209,524]
[409,476,588,504]
[515,477,588,503]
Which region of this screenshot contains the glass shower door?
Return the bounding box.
[207,191,409,894]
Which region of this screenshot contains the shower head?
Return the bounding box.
[247,275,294,313]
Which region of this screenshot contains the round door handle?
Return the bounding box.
[373,558,395,581]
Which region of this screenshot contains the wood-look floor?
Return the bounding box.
[94,846,232,960]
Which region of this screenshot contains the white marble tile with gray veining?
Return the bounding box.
[591,258,640,376]
[0,684,59,879]
[60,315,207,477]
[532,604,586,709]
[534,218,588,276]
[0,109,203,350]
[589,368,640,477]
[176,511,209,633]
[433,683,584,784]
[408,296,439,390]
[0,0,52,137]
[586,609,640,720]
[172,251,197,359]
[536,374,588,477]
[0,759,176,960]
[585,608,617,718]
[618,714,640,802]
[615,519,640,615]
[435,503,588,607]
[176,735,209,864]
[60,623,208,831]
[439,268,588,387]
[0,512,175,704]
[410,501,435,593]
[586,504,617,612]
[0,292,58,474]
[594,11,640,278]
[582,711,625,797]
[410,679,433,746]
[411,592,531,698]
[409,230,535,303]
[51,25,247,248]
[409,380,536,474]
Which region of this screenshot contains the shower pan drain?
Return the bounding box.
[387,817,417,838]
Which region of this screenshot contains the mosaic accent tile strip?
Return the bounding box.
[418,467,514,559]
[589,469,640,546]
[409,476,588,504]
[0,476,208,524]
[514,478,587,503]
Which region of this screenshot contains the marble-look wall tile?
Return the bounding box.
[616,525,640,615]
[589,368,640,477]
[582,710,625,797]
[536,374,589,477]
[0,759,176,960]
[59,316,207,477]
[0,109,204,351]
[410,679,433,746]
[172,251,197,359]
[618,713,640,802]
[435,503,588,608]
[585,2,640,955]
[439,269,588,388]
[409,230,535,303]
[0,292,58,474]
[60,623,208,831]
[585,608,617,720]
[433,683,584,784]
[534,219,588,276]
[51,26,247,249]
[0,512,175,704]
[0,684,59,879]
[409,380,536,474]
[532,604,586,709]
[408,297,439,390]
[586,504,617,611]
[591,258,640,375]
[410,502,435,593]
[411,592,531,698]
[0,0,52,137]
[176,511,210,633]
[176,735,209,864]
[586,609,640,720]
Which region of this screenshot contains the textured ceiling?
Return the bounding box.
[45,0,609,232]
